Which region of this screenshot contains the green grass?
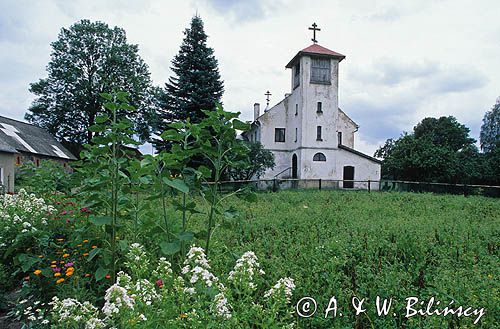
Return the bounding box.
[201,190,499,328]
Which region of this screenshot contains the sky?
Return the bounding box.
[1,0,499,155]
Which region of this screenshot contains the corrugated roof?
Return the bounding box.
[0,116,77,160]
[286,44,346,68]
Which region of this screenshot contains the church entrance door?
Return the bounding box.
[343,166,354,188]
[291,154,298,179]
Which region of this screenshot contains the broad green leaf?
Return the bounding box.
[160,241,181,255]
[178,231,195,241]
[162,178,189,194]
[95,267,108,281]
[87,248,101,261]
[90,216,112,226]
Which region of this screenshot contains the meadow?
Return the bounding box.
[202,190,499,328]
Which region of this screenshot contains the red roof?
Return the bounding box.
[285,44,345,68]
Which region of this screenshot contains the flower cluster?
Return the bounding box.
[15,299,48,325]
[264,277,296,303]
[49,296,104,329]
[228,251,265,290]
[102,284,135,317]
[181,246,219,288]
[125,243,148,277]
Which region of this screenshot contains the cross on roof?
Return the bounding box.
[265,90,272,106]
[308,23,321,43]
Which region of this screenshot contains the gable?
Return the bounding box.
[0,116,76,160]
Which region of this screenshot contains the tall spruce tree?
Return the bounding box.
[154,15,224,150]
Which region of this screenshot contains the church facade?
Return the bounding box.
[243,36,381,189]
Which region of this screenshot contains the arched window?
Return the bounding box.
[313,153,326,161]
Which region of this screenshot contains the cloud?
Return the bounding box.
[199,0,288,22]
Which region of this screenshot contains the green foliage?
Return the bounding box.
[480,98,500,153]
[154,15,224,151]
[15,161,73,195]
[25,19,155,148]
[77,91,140,282]
[375,116,480,183]
[229,141,276,180]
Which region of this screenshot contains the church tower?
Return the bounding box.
[244,23,381,185]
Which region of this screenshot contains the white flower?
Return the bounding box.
[264,277,295,303]
[213,292,232,319]
[102,284,134,317]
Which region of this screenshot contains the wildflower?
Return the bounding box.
[83,240,89,243]
[105,274,111,279]
[85,273,91,278]
[56,278,65,284]
[180,313,188,319]
[34,270,42,276]
[213,292,232,319]
[77,244,83,247]
[83,252,89,257]
[66,267,75,272]
[102,284,134,317]
[54,272,61,277]
[50,265,56,268]
[156,279,164,288]
[51,261,57,264]
[64,262,74,267]
[38,255,44,258]
[91,245,97,249]
[264,277,295,303]
[62,253,70,258]
[66,271,73,277]
[56,238,64,242]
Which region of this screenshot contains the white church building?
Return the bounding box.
[243,25,381,189]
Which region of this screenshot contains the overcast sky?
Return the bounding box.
[1,0,499,155]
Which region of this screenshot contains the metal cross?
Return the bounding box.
[309,23,321,43]
[265,90,272,106]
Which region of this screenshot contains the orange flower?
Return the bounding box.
[60,261,65,264]
[105,274,111,279]
[56,278,65,284]
[62,253,70,258]
[50,265,56,268]
[66,267,75,272]
[54,272,61,277]
[83,240,89,243]
[83,252,89,257]
[66,271,73,277]
[38,255,44,259]
[91,245,97,249]
[51,261,57,264]
[34,270,42,276]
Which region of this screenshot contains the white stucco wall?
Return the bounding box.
[0,152,15,193]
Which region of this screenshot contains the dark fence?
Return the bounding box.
[213,179,500,198]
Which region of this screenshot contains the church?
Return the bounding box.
[243,24,381,189]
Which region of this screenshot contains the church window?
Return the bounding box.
[316,126,322,141]
[311,58,331,84]
[275,128,286,142]
[338,132,343,145]
[295,104,298,116]
[317,102,323,113]
[295,128,298,142]
[313,153,326,161]
[16,156,21,165]
[294,63,300,88]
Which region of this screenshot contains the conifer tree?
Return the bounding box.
[154,15,224,149]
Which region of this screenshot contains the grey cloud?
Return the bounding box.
[200,0,287,22]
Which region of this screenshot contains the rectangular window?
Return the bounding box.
[16,156,21,165]
[293,63,300,88]
[295,128,298,142]
[311,58,331,84]
[295,104,298,116]
[317,102,322,113]
[275,128,286,143]
[338,132,343,146]
[317,126,322,141]
[0,167,3,185]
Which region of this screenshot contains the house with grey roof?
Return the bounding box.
[0,116,76,193]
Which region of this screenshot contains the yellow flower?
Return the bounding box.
[83,252,89,257]
[51,261,57,264]
[180,313,188,319]
[77,244,83,247]
[54,272,61,277]
[38,255,44,259]
[50,265,56,268]
[62,253,70,258]
[56,238,64,242]
[66,271,73,277]
[91,245,97,249]
[56,278,65,284]
[34,270,42,276]
[83,240,89,243]
[60,261,65,264]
